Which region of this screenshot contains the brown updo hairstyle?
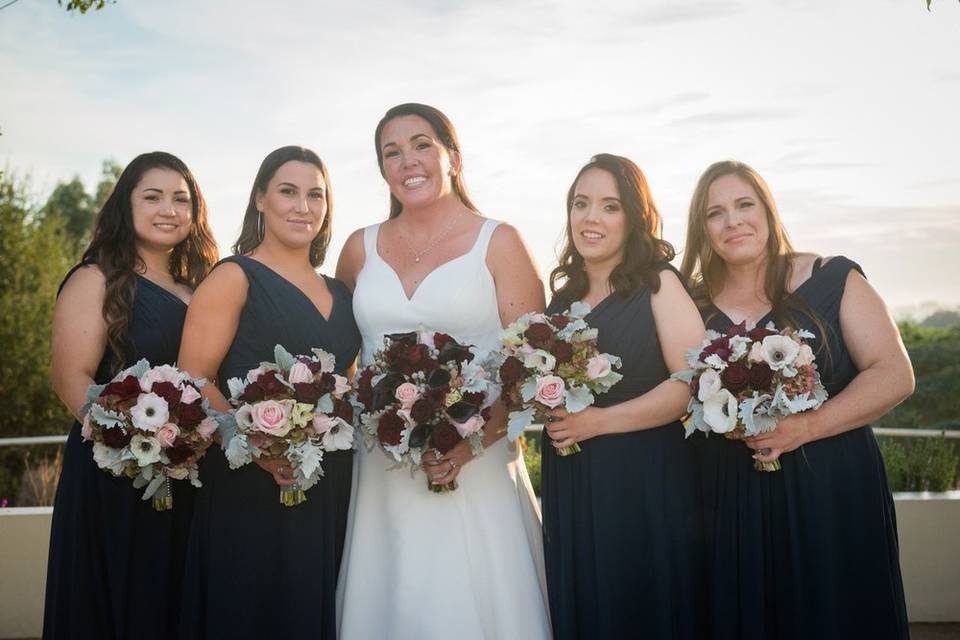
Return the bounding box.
[550,153,675,307]
[233,146,333,268]
[373,103,478,219]
[81,151,218,372]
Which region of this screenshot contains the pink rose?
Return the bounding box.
[180,384,202,405]
[535,375,566,408]
[197,417,218,440]
[287,362,314,385]
[333,374,350,397]
[252,399,294,437]
[312,414,336,435]
[586,356,611,380]
[140,364,183,391]
[394,382,421,409]
[453,415,483,438]
[80,413,93,440]
[156,423,180,448]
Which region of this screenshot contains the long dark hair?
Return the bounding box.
[82,151,218,372]
[550,154,675,307]
[233,146,333,267]
[373,103,478,219]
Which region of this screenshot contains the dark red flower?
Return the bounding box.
[377,411,405,446]
[748,327,777,342]
[721,363,750,393]
[550,341,574,364]
[433,333,455,350]
[256,370,285,396]
[411,398,434,424]
[524,322,554,349]
[461,391,485,406]
[431,421,461,454]
[481,406,492,422]
[727,321,748,337]
[700,336,731,362]
[100,375,141,401]
[499,356,526,386]
[166,442,194,465]
[242,382,265,403]
[294,383,322,404]
[151,381,182,408]
[357,368,375,409]
[748,363,774,391]
[550,314,570,329]
[425,387,448,406]
[101,426,132,449]
[297,355,322,374]
[178,403,206,429]
[317,372,337,395]
[333,399,354,422]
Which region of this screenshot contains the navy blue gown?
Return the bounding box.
[179,256,360,640]
[697,256,909,640]
[541,266,708,640]
[44,266,194,640]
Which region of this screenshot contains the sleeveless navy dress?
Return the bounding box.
[697,256,908,639]
[179,256,360,640]
[541,265,708,640]
[44,266,194,640]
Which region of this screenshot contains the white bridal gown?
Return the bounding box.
[337,219,551,640]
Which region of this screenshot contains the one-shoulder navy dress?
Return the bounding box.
[179,256,360,640]
[541,265,708,640]
[697,256,909,639]
[44,266,194,640]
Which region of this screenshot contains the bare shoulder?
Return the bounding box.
[58,264,106,300]
[335,227,368,289]
[487,221,526,256]
[651,268,695,306]
[194,261,248,299]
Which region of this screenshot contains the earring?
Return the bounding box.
[257,211,264,243]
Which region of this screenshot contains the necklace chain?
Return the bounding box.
[399,211,463,263]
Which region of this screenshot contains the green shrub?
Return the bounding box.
[522,433,541,497]
[879,435,959,492]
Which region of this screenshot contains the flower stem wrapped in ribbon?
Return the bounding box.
[224,345,354,506]
[497,302,623,456]
[81,360,219,510]
[353,330,495,494]
[672,320,828,471]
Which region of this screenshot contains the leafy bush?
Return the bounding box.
[522,432,542,497]
[879,435,959,492]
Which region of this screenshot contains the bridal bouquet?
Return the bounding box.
[673,321,828,471]
[81,360,217,510]
[498,302,623,456]
[224,345,354,506]
[354,331,495,494]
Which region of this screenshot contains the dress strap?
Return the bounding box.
[812,256,824,273]
[363,224,381,263]
[473,219,502,259]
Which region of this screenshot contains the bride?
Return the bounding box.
[335,103,551,639]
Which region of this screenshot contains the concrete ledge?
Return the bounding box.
[0,494,958,637]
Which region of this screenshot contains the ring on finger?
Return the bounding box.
[449,459,458,471]
[757,447,772,456]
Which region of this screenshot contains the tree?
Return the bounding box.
[41,159,122,252]
[921,309,960,329]
[57,0,114,13]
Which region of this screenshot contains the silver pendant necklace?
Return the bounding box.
[399,211,464,263]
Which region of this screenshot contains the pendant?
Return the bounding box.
[414,257,421,263]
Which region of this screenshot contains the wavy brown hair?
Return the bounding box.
[680,160,830,350]
[374,103,478,219]
[233,146,333,267]
[550,154,675,307]
[81,151,218,372]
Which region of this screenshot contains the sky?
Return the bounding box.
[2,0,958,313]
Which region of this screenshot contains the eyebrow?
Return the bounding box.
[574,194,622,203]
[381,133,433,151]
[142,187,190,195]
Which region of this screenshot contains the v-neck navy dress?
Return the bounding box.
[44,266,194,640]
[541,265,708,640]
[179,256,360,640]
[697,256,908,640]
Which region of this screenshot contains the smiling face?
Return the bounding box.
[378,114,461,211]
[255,160,327,251]
[569,167,628,267]
[131,167,193,252]
[704,173,771,267]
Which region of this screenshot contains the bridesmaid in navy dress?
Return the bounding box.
[44,152,218,640]
[541,154,708,639]
[680,160,913,639]
[177,146,360,640]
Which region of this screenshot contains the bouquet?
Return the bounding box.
[82,360,218,510]
[674,321,828,471]
[497,302,623,456]
[355,331,495,494]
[224,345,354,506]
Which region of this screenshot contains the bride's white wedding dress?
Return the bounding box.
[337,219,551,639]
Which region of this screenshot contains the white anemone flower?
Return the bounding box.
[697,369,723,402]
[130,393,169,432]
[130,434,162,466]
[322,419,355,451]
[703,388,739,434]
[92,442,127,475]
[729,336,751,361]
[760,335,800,371]
[523,349,557,373]
[235,404,256,430]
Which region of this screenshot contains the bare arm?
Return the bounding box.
[750,269,915,460]
[176,263,247,413]
[334,228,366,293]
[546,271,705,447]
[51,266,108,421]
